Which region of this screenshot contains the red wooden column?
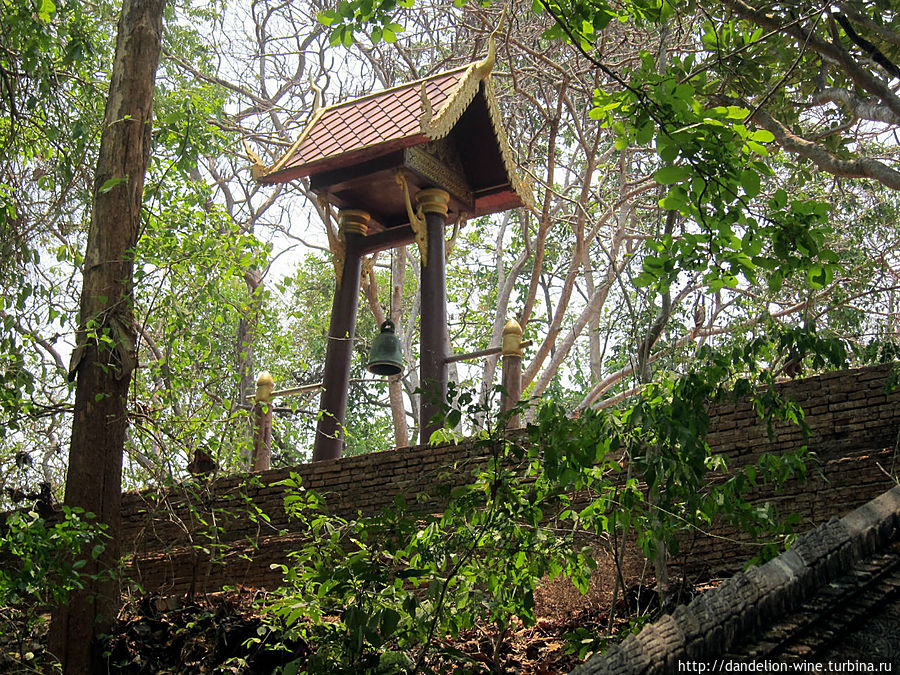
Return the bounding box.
[417,189,451,444]
[313,210,368,461]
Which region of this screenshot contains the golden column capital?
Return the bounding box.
[415,188,450,217]
[339,209,370,236]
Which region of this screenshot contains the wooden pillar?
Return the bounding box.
[251,371,274,471]
[313,210,368,461]
[501,319,523,429]
[417,189,451,444]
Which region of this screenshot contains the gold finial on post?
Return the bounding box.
[255,371,275,402]
[501,318,524,428]
[252,371,275,472]
[502,318,523,357]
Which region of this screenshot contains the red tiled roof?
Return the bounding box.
[270,67,470,178]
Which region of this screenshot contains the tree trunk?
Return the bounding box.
[389,247,410,446]
[48,0,165,671]
[362,250,410,448]
[638,209,677,606]
[238,268,263,467]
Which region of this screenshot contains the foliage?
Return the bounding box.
[103,592,308,673]
[0,0,106,450]
[258,331,823,671]
[262,401,597,673]
[317,0,413,46]
[0,506,108,669]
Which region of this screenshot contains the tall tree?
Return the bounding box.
[48,0,166,670]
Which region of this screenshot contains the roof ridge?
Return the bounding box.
[314,64,471,114]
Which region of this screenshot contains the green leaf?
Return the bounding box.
[653,165,692,185]
[770,188,788,209]
[659,185,688,211]
[749,129,775,143]
[807,263,832,289]
[633,271,656,287]
[635,121,654,145]
[740,169,760,198]
[317,9,338,26]
[38,0,56,22]
[745,140,769,156]
[769,269,784,292]
[741,231,762,256]
[98,177,127,194]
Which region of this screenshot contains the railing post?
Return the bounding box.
[501,319,523,429]
[251,371,274,472]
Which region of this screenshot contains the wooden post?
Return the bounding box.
[313,210,368,461]
[417,189,451,444]
[501,319,523,429]
[251,371,274,471]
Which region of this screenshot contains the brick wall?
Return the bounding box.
[122,365,900,596]
[675,365,899,573]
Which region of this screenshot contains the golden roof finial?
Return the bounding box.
[309,74,324,112]
[243,138,267,179]
[475,8,507,79]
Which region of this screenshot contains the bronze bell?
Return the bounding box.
[366,320,404,376]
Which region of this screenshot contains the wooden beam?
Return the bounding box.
[353,225,416,255]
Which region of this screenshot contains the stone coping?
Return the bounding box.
[570,486,900,674]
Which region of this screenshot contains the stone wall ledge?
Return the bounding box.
[571,486,900,675]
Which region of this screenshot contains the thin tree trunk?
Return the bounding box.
[638,209,677,604]
[584,257,603,382]
[389,246,410,446]
[237,268,263,467]
[49,0,165,671]
[362,251,410,448]
[522,125,602,388]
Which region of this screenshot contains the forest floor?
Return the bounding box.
[1,547,718,674]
